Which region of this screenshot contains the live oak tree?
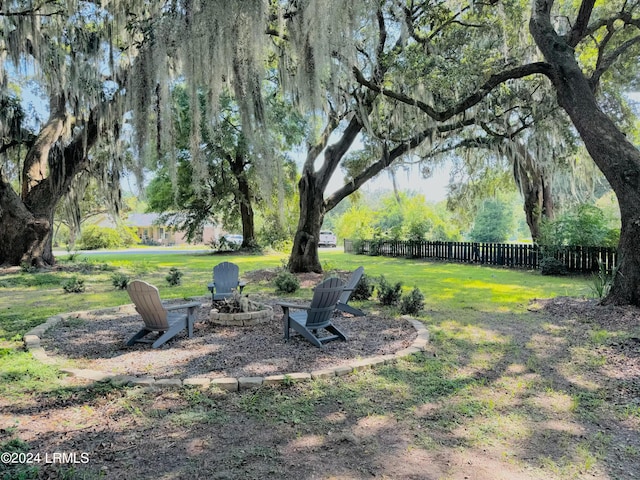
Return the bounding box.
[145,87,305,248]
[0,0,342,266]
[281,3,477,272]
[530,0,640,305]
[0,1,142,267]
[4,1,640,308]
[356,0,640,305]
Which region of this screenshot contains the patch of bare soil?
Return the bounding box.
[39,294,417,380]
[531,296,640,386]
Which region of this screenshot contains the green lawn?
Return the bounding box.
[4,250,637,480]
[0,250,588,340]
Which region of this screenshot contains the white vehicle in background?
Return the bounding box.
[318,230,337,248]
[222,234,243,246]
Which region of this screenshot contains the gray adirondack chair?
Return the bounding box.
[126,280,200,348]
[207,262,246,301]
[335,266,366,317]
[278,277,347,348]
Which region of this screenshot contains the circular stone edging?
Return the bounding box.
[209,304,274,326]
[23,306,429,392]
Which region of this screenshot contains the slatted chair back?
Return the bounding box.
[306,277,345,329]
[127,280,169,331]
[338,266,364,305]
[213,262,240,297]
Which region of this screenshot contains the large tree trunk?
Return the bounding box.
[530,0,640,305]
[511,143,554,243]
[0,106,99,267]
[228,153,256,248]
[237,177,256,248]
[0,180,54,267]
[288,171,325,273]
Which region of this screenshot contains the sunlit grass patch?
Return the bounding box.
[168,408,228,427]
[0,349,66,398]
[569,390,607,421]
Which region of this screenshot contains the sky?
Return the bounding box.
[325,162,451,203]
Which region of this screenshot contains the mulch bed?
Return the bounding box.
[40,294,417,380]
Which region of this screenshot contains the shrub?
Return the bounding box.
[377,275,402,306]
[111,272,130,290]
[274,270,300,293]
[118,225,141,247]
[62,276,85,293]
[400,287,425,315]
[351,274,375,301]
[590,258,621,300]
[166,267,183,286]
[539,203,619,247]
[209,236,241,252]
[78,225,123,250]
[539,257,567,276]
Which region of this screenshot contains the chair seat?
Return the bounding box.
[289,311,332,330]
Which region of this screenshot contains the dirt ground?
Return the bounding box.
[3,291,640,480]
[38,296,417,380]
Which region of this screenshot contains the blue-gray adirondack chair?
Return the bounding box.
[208,262,246,301]
[126,280,200,348]
[278,277,347,348]
[335,266,366,317]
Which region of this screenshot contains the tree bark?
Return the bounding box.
[530,0,640,305]
[228,153,256,248]
[288,170,326,273]
[0,179,53,267]
[511,142,554,242]
[0,107,99,267]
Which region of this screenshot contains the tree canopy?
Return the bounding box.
[3,0,640,306]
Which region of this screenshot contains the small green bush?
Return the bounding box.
[118,225,141,246]
[351,274,375,301]
[274,270,300,293]
[78,225,123,250]
[271,239,293,253]
[400,287,425,315]
[62,276,85,293]
[377,275,402,306]
[166,267,183,286]
[539,257,567,276]
[111,272,130,290]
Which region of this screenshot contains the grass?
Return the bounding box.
[2,249,638,479]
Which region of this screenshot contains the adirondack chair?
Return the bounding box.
[126,280,200,348]
[335,266,366,317]
[207,262,246,301]
[278,277,347,348]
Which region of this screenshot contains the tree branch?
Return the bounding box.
[325,119,474,211]
[566,0,596,47]
[591,34,640,87]
[353,62,554,122]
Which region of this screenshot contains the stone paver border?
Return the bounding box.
[24,306,429,392]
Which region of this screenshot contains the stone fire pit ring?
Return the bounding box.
[209,303,274,326]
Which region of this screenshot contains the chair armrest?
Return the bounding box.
[276,302,311,310]
[165,302,201,311]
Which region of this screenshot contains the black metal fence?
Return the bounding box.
[343,239,618,274]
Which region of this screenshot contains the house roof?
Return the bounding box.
[126,213,162,227]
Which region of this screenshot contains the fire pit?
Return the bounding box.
[209,294,274,326]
